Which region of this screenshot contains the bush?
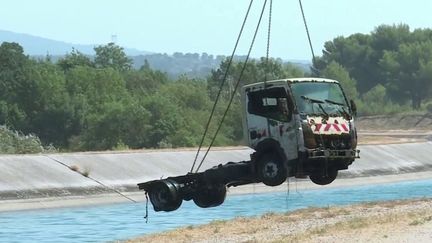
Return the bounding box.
[358,84,411,116]
[0,125,45,154]
[427,103,432,114]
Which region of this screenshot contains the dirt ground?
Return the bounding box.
[125,198,432,243]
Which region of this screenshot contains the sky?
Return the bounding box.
[1,0,431,60]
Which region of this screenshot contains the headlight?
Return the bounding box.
[302,123,317,148]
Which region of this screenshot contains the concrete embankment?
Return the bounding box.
[0,143,431,200]
[356,114,432,130]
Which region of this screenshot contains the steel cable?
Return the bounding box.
[299,0,317,70]
[190,0,255,173]
[44,155,137,203]
[195,0,269,173]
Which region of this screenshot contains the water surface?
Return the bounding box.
[1,179,431,242]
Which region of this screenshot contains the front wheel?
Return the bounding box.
[309,169,338,185]
[256,153,287,186]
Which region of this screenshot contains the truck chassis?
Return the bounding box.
[138,160,255,212]
[138,147,359,212]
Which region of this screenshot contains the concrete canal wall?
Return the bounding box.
[0,143,431,199]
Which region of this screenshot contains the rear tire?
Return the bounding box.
[256,153,287,186]
[193,184,227,208]
[309,169,338,185]
[148,179,182,212]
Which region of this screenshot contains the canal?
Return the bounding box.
[1,178,432,242]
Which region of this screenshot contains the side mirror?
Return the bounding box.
[350,100,357,116]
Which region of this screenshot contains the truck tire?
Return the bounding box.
[193,184,227,208]
[309,169,338,185]
[256,153,287,186]
[148,179,182,212]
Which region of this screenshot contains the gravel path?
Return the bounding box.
[126,198,432,243]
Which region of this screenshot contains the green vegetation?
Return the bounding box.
[0,41,304,152]
[1,24,432,153]
[0,126,44,154]
[316,24,432,114]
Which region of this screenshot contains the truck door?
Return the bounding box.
[246,86,298,161]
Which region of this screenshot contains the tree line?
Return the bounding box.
[0,41,306,151]
[315,24,432,113]
[1,24,432,152]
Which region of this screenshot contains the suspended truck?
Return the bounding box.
[138,78,360,212]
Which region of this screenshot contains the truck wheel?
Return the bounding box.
[256,153,287,186]
[309,170,338,185]
[193,184,227,208]
[148,179,182,212]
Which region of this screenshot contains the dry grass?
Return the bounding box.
[409,215,432,226]
[68,164,91,177]
[69,165,79,172]
[275,199,432,243]
[125,198,432,243]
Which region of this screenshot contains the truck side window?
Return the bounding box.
[247,87,291,122]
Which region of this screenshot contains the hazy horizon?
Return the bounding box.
[1,0,431,59]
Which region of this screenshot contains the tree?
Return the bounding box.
[26,61,72,146]
[208,57,305,100]
[142,94,183,148]
[359,84,390,115]
[321,61,358,100]
[57,48,94,71]
[94,42,132,71]
[66,66,127,109]
[316,24,413,94]
[0,43,75,146]
[124,67,168,95]
[0,42,31,130]
[64,66,130,149]
[371,24,411,52]
[79,99,151,150]
[380,41,432,109]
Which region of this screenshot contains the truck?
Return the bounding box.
[138,77,360,212]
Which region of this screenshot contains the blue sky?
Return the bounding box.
[1,0,431,60]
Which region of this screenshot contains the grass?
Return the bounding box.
[81,166,91,177]
[69,165,79,171]
[125,198,432,243]
[409,215,432,226]
[285,200,431,242]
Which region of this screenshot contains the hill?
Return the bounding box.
[0,29,150,56]
[0,29,311,78]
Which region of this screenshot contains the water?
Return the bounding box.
[1,179,432,243]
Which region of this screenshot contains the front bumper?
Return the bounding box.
[306,148,360,160]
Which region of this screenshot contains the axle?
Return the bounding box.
[138,149,357,212]
[138,160,256,212]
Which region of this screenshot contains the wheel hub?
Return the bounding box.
[263,162,278,178]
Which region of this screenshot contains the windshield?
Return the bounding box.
[290,82,349,115]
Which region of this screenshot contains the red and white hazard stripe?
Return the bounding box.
[307,116,350,135]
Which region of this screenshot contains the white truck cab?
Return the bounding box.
[241,77,360,186]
